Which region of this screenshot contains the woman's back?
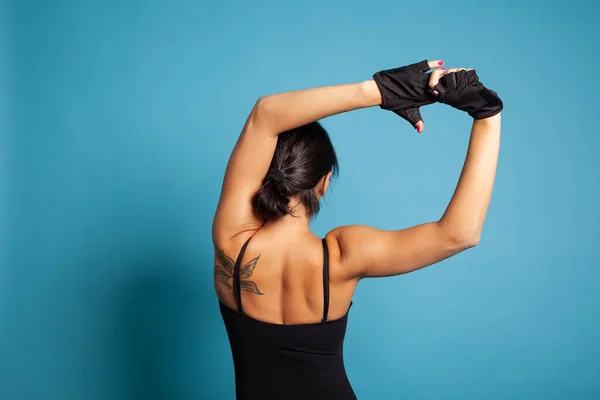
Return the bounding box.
[216,228,357,400]
[215,227,356,326]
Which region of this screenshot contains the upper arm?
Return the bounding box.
[329,223,477,279]
[212,101,277,241]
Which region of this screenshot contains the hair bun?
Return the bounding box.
[266,168,284,186]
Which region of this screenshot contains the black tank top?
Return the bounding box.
[219,237,357,400]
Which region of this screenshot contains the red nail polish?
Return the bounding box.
[438,61,444,65]
[441,68,446,70]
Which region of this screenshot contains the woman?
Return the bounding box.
[212,59,503,399]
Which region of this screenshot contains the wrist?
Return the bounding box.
[360,80,383,107]
[473,112,501,124]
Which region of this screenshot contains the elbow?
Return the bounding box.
[441,225,481,251]
[464,233,481,248]
[451,232,480,250]
[255,95,267,109]
[249,96,274,132]
[437,220,481,251]
[253,96,271,120]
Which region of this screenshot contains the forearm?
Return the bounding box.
[253,80,382,136]
[437,113,501,245]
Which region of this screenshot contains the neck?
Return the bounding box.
[262,201,312,235]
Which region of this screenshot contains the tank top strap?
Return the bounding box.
[233,236,253,314]
[321,238,330,323]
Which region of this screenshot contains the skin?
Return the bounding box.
[212,60,501,325]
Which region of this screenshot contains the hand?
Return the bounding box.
[428,68,503,119]
[373,59,445,133]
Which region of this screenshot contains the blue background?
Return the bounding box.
[2,0,599,399]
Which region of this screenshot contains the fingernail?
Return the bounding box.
[438,61,444,65]
[441,68,446,70]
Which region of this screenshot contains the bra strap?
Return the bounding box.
[233,236,253,314]
[321,238,330,322]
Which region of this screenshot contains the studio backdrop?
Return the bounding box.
[2,0,599,399]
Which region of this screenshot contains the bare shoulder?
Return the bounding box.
[324,225,373,282]
[327,224,383,257]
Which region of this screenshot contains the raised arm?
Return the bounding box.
[330,70,503,279]
[211,81,381,242]
[212,59,443,242]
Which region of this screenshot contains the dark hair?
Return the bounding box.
[252,121,339,222]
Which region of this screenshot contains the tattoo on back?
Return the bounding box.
[214,249,264,295]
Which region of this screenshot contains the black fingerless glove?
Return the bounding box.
[373,60,435,128]
[430,70,503,119]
